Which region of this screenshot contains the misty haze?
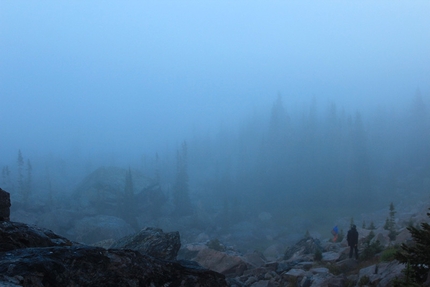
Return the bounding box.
[1,2,430,286]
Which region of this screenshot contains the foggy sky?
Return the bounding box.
[1,1,429,164]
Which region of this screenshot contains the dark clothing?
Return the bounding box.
[347,227,359,259]
[349,245,358,260]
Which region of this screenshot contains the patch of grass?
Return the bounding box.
[323,262,352,276]
[380,246,400,262]
[358,275,370,286]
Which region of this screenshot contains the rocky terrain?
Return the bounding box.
[0,188,227,287]
[3,176,430,286]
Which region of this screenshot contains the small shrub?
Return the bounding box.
[361,240,383,261]
[358,275,370,286]
[326,263,342,275]
[365,230,375,244]
[380,246,399,262]
[388,229,397,241]
[392,261,421,287]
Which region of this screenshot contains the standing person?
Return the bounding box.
[347,224,359,259]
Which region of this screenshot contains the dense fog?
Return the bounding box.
[1,2,430,246]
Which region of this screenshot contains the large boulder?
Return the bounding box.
[0,246,227,286]
[193,248,248,276]
[0,221,75,251]
[110,227,181,261]
[0,188,11,221]
[283,236,323,261]
[357,261,405,286]
[0,220,227,286]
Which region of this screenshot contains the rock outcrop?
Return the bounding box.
[0,188,11,221]
[110,227,181,261]
[185,231,408,287]
[283,236,323,261]
[0,221,75,251]
[0,221,227,286]
[0,246,227,287]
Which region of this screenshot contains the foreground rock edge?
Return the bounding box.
[0,221,227,287]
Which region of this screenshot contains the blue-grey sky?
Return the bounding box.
[1,1,429,163]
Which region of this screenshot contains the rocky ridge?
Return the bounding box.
[0,188,227,287]
[2,185,429,286]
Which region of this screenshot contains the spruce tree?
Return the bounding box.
[23,159,32,205]
[122,168,138,231]
[388,202,397,241]
[396,208,430,284]
[2,166,13,192]
[173,141,192,216]
[47,173,54,206]
[17,150,24,200]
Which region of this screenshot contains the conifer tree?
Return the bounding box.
[121,168,138,230]
[1,166,13,191]
[17,150,24,199]
[388,202,397,241]
[47,173,54,206]
[23,159,32,205]
[396,208,430,284]
[173,141,192,216]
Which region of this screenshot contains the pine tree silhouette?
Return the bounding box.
[396,208,430,284]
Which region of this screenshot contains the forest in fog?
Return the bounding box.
[1,2,430,244]
[2,91,429,235]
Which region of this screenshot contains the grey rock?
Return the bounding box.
[322,251,341,262]
[284,268,307,279]
[110,227,180,261]
[276,261,292,273]
[284,237,323,260]
[177,243,208,260]
[0,246,227,287]
[242,250,267,268]
[310,267,329,274]
[250,279,274,287]
[194,248,247,276]
[309,274,345,287]
[0,221,75,252]
[0,219,227,286]
[357,261,405,286]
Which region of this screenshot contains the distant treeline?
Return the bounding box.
[184,92,430,224]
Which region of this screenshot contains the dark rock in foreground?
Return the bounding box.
[0,221,75,252]
[0,246,227,287]
[0,188,11,221]
[110,227,181,260]
[0,221,227,287]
